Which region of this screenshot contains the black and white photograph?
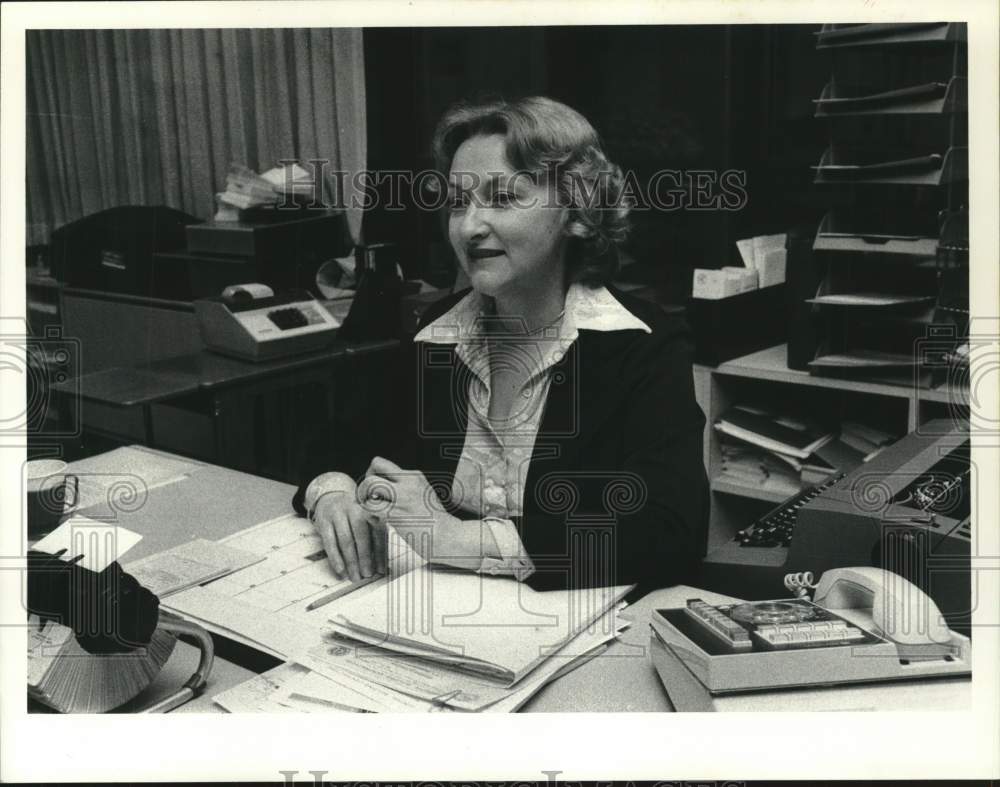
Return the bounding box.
[1,0,997,782]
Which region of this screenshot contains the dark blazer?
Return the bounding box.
[294,285,709,599]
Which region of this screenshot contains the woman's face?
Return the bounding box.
[447,134,567,299]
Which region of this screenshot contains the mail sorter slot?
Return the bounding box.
[808,310,951,388]
[820,112,966,153]
[806,258,939,311]
[812,146,966,186]
[816,42,965,116]
[686,285,787,367]
[812,196,944,257]
[815,22,966,49]
[805,276,964,389]
[815,76,966,117]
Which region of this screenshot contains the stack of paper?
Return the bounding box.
[27,618,176,713]
[715,405,835,460]
[296,608,627,712]
[809,350,918,369]
[159,516,634,713]
[217,627,616,715]
[216,162,316,214]
[737,233,787,288]
[714,405,868,487]
[215,565,631,713]
[328,567,631,685]
[806,292,935,307]
[718,443,802,496]
[839,422,899,461]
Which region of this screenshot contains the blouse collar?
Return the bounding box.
[414,282,651,346]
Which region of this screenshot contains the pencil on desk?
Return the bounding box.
[305,572,382,611]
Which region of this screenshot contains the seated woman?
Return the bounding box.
[293,95,708,598]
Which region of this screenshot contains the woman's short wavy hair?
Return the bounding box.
[432,96,631,287]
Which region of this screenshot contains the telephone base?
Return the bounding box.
[650,630,971,712]
[652,601,970,696]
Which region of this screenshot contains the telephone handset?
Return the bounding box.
[812,566,953,648]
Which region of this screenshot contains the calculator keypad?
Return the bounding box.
[685,599,752,650]
[753,620,865,649]
[267,307,310,330]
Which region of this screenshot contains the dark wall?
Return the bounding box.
[364,25,827,302]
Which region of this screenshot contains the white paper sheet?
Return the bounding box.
[165,585,326,660]
[213,661,441,713]
[214,513,385,621]
[32,516,142,572]
[70,446,200,510]
[213,662,372,713]
[123,538,264,597]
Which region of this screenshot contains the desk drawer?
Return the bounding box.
[80,400,215,461]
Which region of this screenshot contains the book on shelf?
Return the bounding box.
[809,350,919,370]
[715,406,874,488]
[715,405,836,460]
[805,293,936,307]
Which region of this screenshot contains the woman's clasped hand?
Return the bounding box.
[310,477,387,582]
[312,456,470,581]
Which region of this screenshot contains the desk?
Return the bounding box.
[52,338,399,478]
[52,447,971,713]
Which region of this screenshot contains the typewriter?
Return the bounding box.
[700,421,971,633]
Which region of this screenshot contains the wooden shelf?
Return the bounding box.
[695,344,970,556]
[713,344,915,398]
[920,383,969,404]
[709,344,969,404]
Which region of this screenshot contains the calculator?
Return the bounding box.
[195,288,340,361]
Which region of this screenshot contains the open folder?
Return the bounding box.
[328,566,633,686]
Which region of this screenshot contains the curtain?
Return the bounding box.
[26,28,366,246]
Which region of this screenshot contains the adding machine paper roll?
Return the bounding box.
[222,283,274,300]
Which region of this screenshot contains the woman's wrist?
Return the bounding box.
[304,472,357,518]
[310,489,351,522]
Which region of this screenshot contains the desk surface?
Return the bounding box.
[61,446,970,713]
[54,338,400,407]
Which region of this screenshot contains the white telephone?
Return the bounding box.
[812,566,953,649]
[650,566,971,697]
